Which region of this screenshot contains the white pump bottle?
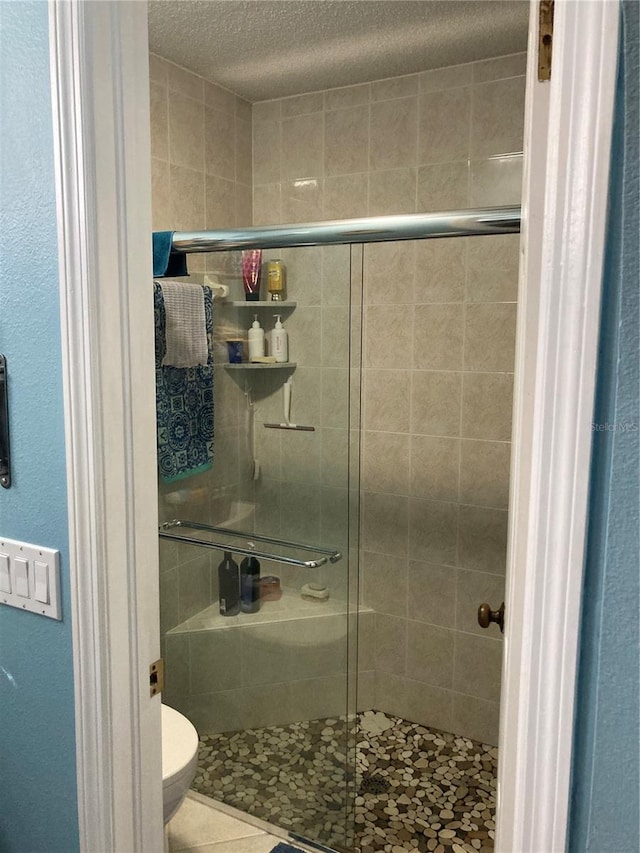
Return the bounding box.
[248,314,265,361]
[271,315,288,363]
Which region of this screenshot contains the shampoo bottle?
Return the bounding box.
[218,551,240,616]
[248,315,265,361]
[240,556,261,613]
[271,315,289,363]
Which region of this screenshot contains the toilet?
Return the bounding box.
[162,704,199,824]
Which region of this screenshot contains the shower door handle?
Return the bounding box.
[0,355,11,489]
[478,601,505,633]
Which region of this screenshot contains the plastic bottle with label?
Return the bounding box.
[271,315,288,363]
[248,314,265,361]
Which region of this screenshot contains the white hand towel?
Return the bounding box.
[160,282,208,368]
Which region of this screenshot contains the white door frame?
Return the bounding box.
[48,1,620,851]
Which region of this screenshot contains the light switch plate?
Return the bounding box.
[0,536,61,620]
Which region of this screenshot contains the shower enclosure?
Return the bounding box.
[158,208,519,852]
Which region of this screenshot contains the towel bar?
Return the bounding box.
[159,519,342,569]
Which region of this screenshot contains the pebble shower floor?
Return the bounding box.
[191,710,497,853]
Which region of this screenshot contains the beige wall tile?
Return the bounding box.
[288,676,347,723]
[282,113,323,179]
[464,302,517,372]
[459,439,511,509]
[368,168,417,215]
[253,119,282,185]
[285,428,322,484]
[252,99,282,123]
[280,482,321,542]
[168,62,204,100]
[205,174,236,229]
[364,241,416,304]
[363,369,411,432]
[177,554,213,622]
[410,435,460,502]
[372,74,419,101]
[471,76,526,157]
[235,183,253,227]
[418,87,470,164]
[149,53,169,85]
[416,162,469,212]
[407,560,456,628]
[324,105,369,176]
[204,106,235,179]
[413,304,464,370]
[408,497,458,565]
[369,98,418,171]
[288,616,349,680]
[281,178,323,222]
[150,83,168,161]
[188,688,245,734]
[470,154,523,206]
[364,304,414,369]
[282,91,324,117]
[236,97,252,122]
[190,628,242,693]
[374,670,408,718]
[285,305,322,366]
[461,372,514,441]
[321,368,350,428]
[419,64,473,92]
[403,679,453,732]
[451,693,499,745]
[375,613,407,673]
[466,233,520,302]
[453,632,503,701]
[324,83,370,111]
[458,505,508,575]
[363,431,410,495]
[456,569,506,638]
[406,621,454,687]
[151,157,171,230]
[168,94,204,171]
[160,567,179,636]
[411,371,462,437]
[361,550,408,617]
[414,237,467,303]
[204,80,235,115]
[253,184,282,225]
[362,491,409,556]
[473,53,527,83]
[323,173,368,220]
[164,633,190,700]
[170,164,204,231]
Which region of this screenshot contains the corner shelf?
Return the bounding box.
[223,362,297,370]
[229,301,296,309]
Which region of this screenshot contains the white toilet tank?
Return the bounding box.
[162,704,199,824]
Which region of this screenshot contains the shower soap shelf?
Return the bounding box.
[230,301,296,309]
[223,362,297,370]
[159,519,342,569]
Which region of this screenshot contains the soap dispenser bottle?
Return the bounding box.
[248,314,265,361]
[240,555,261,613]
[218,551,240,616]
[271,315,289,363]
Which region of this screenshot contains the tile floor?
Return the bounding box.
[168,793,314,852]
[191,711,497,853]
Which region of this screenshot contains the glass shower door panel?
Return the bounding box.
[159,243,361,852]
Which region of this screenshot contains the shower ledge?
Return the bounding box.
[168,586,372,636]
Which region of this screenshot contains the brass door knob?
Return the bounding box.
[478,601,505,633]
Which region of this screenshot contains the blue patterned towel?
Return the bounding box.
[154,283,214,482]
[269,845,306,853]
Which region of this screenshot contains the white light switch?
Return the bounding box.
[0,554,11,594]
[0,537,61,620]
[14,558,29,597]
[34,561,49,604]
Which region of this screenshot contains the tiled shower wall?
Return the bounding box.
[252,53,526,744]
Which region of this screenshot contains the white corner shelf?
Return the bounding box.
[229,300,296,308]
[223,362,297,370]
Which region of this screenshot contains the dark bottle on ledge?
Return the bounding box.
[218,551,240,616]
[240,556,261,614]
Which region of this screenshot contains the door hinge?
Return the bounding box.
[538,0,554,81]
[149,658,164,697]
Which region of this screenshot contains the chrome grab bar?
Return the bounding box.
[159,519,342,569]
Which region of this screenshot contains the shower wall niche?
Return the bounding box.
[150,50,525,752]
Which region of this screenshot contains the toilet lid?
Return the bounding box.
[161,704,199,783]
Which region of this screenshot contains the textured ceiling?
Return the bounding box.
[148,0,529,102]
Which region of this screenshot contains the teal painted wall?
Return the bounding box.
[0,2,79,851]
[569,2,640,851]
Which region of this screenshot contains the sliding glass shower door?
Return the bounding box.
[158,243,362,851]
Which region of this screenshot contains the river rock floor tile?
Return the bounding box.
[191,710,497,853]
